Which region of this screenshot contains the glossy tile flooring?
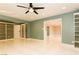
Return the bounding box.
[0,38,79,55]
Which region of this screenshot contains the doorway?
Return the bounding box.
[44,18,62,46]
[14,24,26,39]
[14,24,21,39]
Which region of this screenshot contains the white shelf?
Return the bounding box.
[75,22,79,23]
[75,41,79,43]
[75,18,79,19]
[75,26,79,27]
[74,13,79,15]
[74,26,79,27]
[75,31,79,32]
[75,35,79,36]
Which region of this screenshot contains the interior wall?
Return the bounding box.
[0,14,31,38]
[0,14,29,23]
[0,9,78,44]
[30,20,44,40]
[62,13,74,45]
[26,23,31,38]
[30,12,75,45]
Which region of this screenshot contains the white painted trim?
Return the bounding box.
[73,13,75,46]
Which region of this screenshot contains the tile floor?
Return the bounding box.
[0,38,79,55]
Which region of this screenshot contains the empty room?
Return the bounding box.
[0,3,79,55]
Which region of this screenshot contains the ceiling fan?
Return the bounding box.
[17,3,44,15]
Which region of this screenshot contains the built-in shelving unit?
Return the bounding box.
[0,22,14,40]
[7,24,14,39]
[0,23,6,39]
[74,13,79,47]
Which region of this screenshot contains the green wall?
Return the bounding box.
[27,23,31,38]
[30,12,75,44]
[30,20,44,39]
[62,13,74,44]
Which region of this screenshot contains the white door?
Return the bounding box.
[14,25,21,39]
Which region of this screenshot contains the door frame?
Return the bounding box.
[14,24,21,39]
[43,18,62,42]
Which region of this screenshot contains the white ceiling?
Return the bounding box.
[0,3,79,21]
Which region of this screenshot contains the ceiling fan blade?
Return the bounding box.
[34,10,38,14]
[17,5,27,8]
[25,10,29,14]
[29,3,33,7]
[33,7,44,9]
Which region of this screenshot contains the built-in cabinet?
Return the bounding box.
[74,13,79,47]
[0,23,6,39]
[0,22,14,40]
[7,24,14,39]
[0,21,27,40]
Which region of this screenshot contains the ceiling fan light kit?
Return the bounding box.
[29,8,34,12]
[17,3,44,15]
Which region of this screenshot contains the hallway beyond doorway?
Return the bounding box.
[44,18,62,47]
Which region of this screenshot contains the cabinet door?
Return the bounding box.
[0,23,6,40]
[7,24,14,39]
